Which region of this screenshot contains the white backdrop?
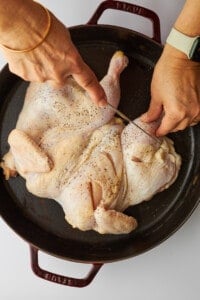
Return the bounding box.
[1,1,200,300]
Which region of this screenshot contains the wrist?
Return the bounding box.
[0,0,49,51]
[163,43,188,60]
[166,27,200,62]
[160,44,200,69]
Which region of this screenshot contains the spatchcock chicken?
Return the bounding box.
[1,51,181,235]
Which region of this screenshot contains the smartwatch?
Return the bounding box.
[166,28,200,62]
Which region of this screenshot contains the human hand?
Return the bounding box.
[0,1,107,106]
[141,44,200,136]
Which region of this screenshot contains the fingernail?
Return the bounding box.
[98,99,107,107]
[155,130,163,137]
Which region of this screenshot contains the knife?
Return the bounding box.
[107,103,161,146]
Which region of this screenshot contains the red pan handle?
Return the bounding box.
[30,246,103,287]
[87,0,161,43]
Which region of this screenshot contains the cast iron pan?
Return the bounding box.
[0,1,200,287]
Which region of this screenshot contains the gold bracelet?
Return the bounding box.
[0,2,51,53]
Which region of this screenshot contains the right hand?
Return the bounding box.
[0,1,107,106]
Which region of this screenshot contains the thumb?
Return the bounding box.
[140,99,163,123]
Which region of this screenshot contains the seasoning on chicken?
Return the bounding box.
[0,51,181,234]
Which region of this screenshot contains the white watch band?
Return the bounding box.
[166,28,198,58]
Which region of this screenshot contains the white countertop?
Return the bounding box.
[1,1,200,299]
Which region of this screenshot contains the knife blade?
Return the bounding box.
[107,103,161,146]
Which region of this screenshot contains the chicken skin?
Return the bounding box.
[1,51,181,234]
[120,118,181,211]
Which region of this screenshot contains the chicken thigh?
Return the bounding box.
[119,118,181,211]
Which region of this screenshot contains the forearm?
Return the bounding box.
[163,0,200,61]
[174,0,200,36]
[143,0,200,136]
[0,0,47,50]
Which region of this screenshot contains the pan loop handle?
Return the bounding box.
[30,246,103,288]
[87,0,161,43]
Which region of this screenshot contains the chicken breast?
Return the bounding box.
[1,51,128,180]
[58,120,137,234]
[0,51,181,235]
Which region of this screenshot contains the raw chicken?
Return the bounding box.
[1,51,128,179]
[119,118,181,211]
[1,51,181,235]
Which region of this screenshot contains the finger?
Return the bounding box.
[191,122,199,126]
[156,115,178,136]
[43,60,71,88]
[33,64,47,82]
[50,67,107,106]
[48,74,69,89]
[191,120,200,126]
[48,80,65,89]
[140,99,163,123]
[170,119,190,132]
[191,114,200,126]
[72,62,107,107]
[156,114,190,136]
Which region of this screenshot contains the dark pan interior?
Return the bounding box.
[0,25,200,263]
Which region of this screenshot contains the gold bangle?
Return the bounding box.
[0,2,51,53]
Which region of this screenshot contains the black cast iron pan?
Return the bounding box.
[0,0,200,288]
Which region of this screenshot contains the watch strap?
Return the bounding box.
[166,28,197,58]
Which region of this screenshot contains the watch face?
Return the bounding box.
[189,37,200,62]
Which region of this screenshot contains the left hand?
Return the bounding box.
[141,44,200,136]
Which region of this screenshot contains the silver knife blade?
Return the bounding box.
[107,103,161,145]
